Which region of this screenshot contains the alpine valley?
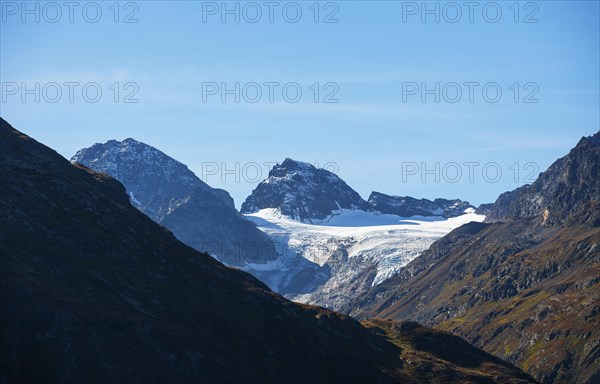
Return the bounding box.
[1,115,598,384]
[70,129,600,384]
[73,141,485,310]
[1,118,538,383]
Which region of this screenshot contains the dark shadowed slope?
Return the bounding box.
[0,118,536,383]
[351,132,600,384]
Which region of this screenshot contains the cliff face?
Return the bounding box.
[485,132,600,226]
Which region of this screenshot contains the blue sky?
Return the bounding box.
[1,1,599,208]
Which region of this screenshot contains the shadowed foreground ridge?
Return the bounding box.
[0,117,536,383]
[350,132,600,384]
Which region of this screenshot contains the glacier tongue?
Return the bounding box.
[245,208,485,311]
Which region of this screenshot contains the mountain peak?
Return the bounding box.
[71,139,217,221]
[270,158,322,179]
[579,130,600,145]
[281,157,300,164]
[242,158,370,221]
[485,130,600,225]
[101,137,142,147]
[280,157,314,168]
[70,138,282,268]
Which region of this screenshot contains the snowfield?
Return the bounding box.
[245,208,485,310]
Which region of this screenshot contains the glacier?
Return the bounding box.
[245,208,485,310]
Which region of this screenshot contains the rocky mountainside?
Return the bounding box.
[241,158,371,222]
[72,139,277,267]
[369,192,475,218]
[0,117,537,383]
[348,132,600,384]
[485,132,600,226]
[71,138,230,221]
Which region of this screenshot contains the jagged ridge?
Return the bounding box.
[368,192,475,218]
[242,158,478,222]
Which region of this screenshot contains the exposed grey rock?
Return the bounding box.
[368,192,474,218]
[241,158,371,222]
[485,131,600,226]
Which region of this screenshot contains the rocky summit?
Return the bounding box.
[72,139,277,267]
[484,132,600,227]
[241,158,371,222]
